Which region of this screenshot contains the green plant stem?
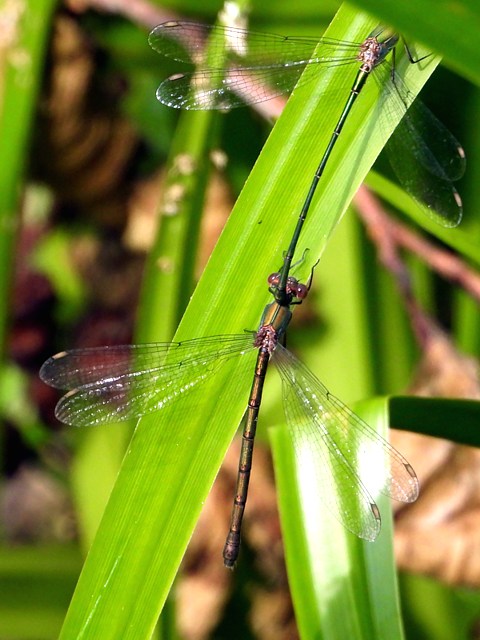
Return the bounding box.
[0,0,56,353]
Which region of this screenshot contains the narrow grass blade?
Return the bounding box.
[58,6,441,638]
[271,397,407,640]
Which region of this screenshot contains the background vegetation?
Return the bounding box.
[1,0,480,638]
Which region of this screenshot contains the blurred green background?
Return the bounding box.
[1,0,480,638]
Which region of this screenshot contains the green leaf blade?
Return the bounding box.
[59,6,443,637]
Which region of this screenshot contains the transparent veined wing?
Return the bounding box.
[273,343,419,540]
[40,334,256,426]
[148,21,361,67]
[149,21,363,110]
[385,99,465,227]
[156,66,309,110]
[375,66,466,227]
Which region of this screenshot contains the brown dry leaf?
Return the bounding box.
[250,588,298,640]
[176,468,233,640]
[35,14,139,229]
[392,326,480,587]
[1,465,75,543]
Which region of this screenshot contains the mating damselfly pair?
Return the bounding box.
[39,18,467,566]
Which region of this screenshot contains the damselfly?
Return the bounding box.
[40,266,419,567]
[149,21,465,230]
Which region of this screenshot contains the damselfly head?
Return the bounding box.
[292,281,308,299]
[268,273,308,300]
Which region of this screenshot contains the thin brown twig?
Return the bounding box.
[355,187,480,303]
[66,0,180,31]
[354,186,480,347]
